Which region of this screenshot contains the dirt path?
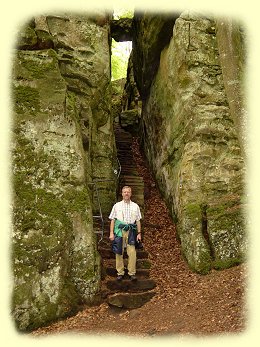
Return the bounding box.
[32,138,247,337]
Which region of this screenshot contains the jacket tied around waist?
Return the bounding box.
[112,218,137,254]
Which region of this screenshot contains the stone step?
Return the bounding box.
[106,125,153,309]
[117,149,134,154]
[107,290,156,309]
[120,173,142,177]
[120,183,143,187]
[120,175,143,181]
[118,158,136,162]
[118,157,135,160]
[117,148,133,153]
[119,173,143,178]
[117,156,134,160]
[117,147,133,152]
[105,267,150,278]
[115,130,132,136]
[119,165,137,169]
[119,176,140,180]
[106,278,156,293]
[116,137,132,141]
[117,154,134,158]
[117,159,134,163]
[117,157,134,162]
[119,180,144,186]
[117,151,132,155]
[119,169,139,174]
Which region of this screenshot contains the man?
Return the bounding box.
[109,186,142,281]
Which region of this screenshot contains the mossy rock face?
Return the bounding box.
[178,203,211,274]
[16,24,38,49]
[207,201,247,269]
[132,13,178,99]
[11,12,116,329]
[13,84,40,115]
[12,120,100,330]
[111,78,125,121]
[216,19,247,156]
[13,49,59,82]
[15,19,55,50]
[138,12,248,273]
[44,13,118,214]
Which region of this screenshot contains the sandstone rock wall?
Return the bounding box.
[216,18,247,157]
[132,12,178,100]
[133,11,247,273]
[12,13,117,331]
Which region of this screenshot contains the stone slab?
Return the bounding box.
[107,291,156,308]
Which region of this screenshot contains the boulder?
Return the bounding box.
[120,109,140,134]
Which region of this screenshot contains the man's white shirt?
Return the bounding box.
[109,200,142,224]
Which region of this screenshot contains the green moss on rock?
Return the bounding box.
[16,25,38,49]
[15,49,59,80]
[13,85,40,115]
[213,257,243,270]
[12,125,99,330]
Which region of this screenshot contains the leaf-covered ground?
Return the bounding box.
[32,138,248,337]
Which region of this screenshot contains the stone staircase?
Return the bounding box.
[97,124,156,309]
[114,124,144,212]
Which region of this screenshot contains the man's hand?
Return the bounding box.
[109,233,115,241]
[136,220,141,241]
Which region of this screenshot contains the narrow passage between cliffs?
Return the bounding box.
[32,127,246,337]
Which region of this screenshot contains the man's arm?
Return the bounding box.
[109,219,115,241]
[136,220,141,241]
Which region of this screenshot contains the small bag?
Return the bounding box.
[135,240,143,250]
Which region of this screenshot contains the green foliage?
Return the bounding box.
[111,8,133,80]
[111,39,131,81]
[113,8,134,19]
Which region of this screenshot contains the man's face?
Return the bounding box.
[122,188,132,201]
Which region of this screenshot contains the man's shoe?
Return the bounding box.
[130,275,137,281]
[117,275,123,281]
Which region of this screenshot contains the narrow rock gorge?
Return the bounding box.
[11,10,248,331]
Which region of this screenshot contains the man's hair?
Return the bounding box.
[122,186,132,191]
